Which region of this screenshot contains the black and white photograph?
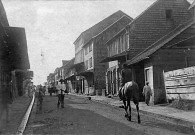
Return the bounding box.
[0,0,195,134]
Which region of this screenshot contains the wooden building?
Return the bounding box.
[101,0,192,102]
[73,10,132,95]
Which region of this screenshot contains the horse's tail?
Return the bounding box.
[134,81,140,104]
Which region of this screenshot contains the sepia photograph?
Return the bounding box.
[0,0,195,134]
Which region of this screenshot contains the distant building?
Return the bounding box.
[47,73,55,88]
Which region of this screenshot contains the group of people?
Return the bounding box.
[120,64,152,106]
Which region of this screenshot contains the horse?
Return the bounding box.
[119,81,141,123]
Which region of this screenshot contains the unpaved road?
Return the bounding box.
[24,95,193,135]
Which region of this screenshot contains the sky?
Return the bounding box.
[1,0,193,85]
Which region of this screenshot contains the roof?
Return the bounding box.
[83,15,132,48]
[126,18,195,65]
[63,58,75,70]
[74,10,132,46]
[189,0,195,9]
[5,27,30,70]
[127,0,190,27]
[104,0,160,46]
[124,0,191,51]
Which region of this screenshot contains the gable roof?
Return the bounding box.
[83,15,132,48]
[74,10,132,46]
[126,18,195,65]
[63,58,75,69]
[127,0,190,27]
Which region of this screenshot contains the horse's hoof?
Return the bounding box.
[128,116,131,121]
[138,119,141,124]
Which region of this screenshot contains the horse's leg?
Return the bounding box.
[136,103,141,124]
[123,100,128,118]
[127,99,131,121]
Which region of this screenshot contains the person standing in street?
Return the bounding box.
[142,82,152,106]
[60,81,66,107]
[37,85,44,111]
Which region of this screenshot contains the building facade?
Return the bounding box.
[0,1,31,99]
[125,0,193,104]
[73,11,132,95]
[101,0,192,102]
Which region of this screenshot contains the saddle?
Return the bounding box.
[124,81,133,90]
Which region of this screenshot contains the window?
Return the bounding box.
[126,32,129,49]
[107,46,110,57]
[116,39,118,55]
[112,42,115,56]
[166,9,172,20]
[85,46,88,55]
[122,34,126,52]
[109,45,111,57]
[89,57,92,68]
[119,36,122,54]
[85,60,88,70]
[89,43,92,52]
[115,40,118,55]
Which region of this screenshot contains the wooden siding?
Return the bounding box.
[92,16,131,92]
[164,66,195,100]
[128,0,191,49]
[107,32,128,57]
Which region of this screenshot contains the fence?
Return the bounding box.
[164,66,195,100]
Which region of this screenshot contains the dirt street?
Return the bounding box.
[24,95,193,135]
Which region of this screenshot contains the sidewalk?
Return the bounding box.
[0,96,32,135]
[70,93,195,131]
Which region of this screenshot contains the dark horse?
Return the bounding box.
[119,81,141,123]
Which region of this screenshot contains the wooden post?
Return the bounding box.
[163,70,169,103]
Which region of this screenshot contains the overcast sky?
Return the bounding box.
[2,0,193,85]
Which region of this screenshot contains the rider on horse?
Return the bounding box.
[119,63,132,100]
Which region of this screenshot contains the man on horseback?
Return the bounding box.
[118,64,141,124]
[119,63,132,100]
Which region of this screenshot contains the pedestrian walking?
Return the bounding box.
[37,85,44,111]
[57,81,65,108]
[142,82,152,106]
